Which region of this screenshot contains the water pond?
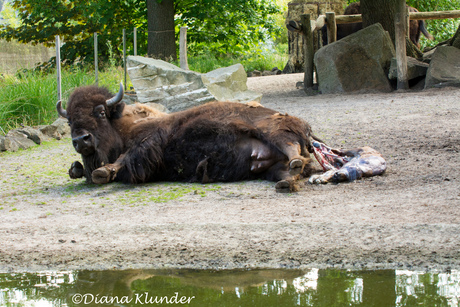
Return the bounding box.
[1,268,459,306]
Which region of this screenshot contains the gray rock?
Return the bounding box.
[201,64,262,103]
[425,46,460,89]
[388,57,429,80]
[314,23,394,94]
[127,56,215,112]
[0,135,19,152]
[127,56,262,112]
[39,124,61,140]
[15,126,48,144]
[0,135,7,151]
[121,93,138,105]
[51,117,71,137]
[6,130,37,150]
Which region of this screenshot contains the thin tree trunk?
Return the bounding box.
[147,0,177,61]
[450,23,460,48]
[361,0,398,42]
[361,0,420,58]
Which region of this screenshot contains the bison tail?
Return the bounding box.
[419,20,434,40]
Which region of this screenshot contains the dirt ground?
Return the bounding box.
[0,74,459,273]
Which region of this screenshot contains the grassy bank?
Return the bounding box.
[0,66,125,133]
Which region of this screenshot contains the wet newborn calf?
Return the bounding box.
[308,141,386,184]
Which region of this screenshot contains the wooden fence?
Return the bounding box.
[289,9,460,93]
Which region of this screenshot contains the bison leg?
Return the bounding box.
[277,141,310,176]
[91,154,126,184]
[69,161,85,179]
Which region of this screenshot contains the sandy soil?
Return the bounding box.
[0,74,459,273]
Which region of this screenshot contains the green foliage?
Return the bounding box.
[177,0,282,57]
[407,0,460,50]
[0,0,282,66]
[175,43,288,73]
[0,0,145,66]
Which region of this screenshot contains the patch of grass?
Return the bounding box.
[0,66,126,133]
[177,43,288,74]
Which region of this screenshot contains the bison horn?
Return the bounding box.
[56,100,67,118]
[106,82,124,107]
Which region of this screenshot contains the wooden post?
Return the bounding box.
[326,12,337,44]
[55,35,62,102]
[395,0,408,90]
[405,6,410,40]
[301,14,314,93]
[123,29,127,91]
[133,27,137,56]
[180,27,189,70]
[94,32,98,86]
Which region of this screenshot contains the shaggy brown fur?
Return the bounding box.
[61,85,317,192]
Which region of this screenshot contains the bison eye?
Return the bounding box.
[93,105,107,119]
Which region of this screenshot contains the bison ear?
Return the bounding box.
[110,102,126,120]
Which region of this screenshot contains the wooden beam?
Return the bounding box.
[409,10,460,20]
[333,10,460,25]
[335,14,362,24]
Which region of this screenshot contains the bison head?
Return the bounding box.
[57,84,126,181]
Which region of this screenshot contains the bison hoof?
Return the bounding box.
[92,167,112,184]
[289,158,303,175]
[275,180,291,193]
[69,161,84,179]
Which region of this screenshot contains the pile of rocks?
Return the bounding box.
[0,118,70,152]
[314,23,460,94]
[247,67,282,77]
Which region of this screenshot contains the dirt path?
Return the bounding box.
[0,75,459,273]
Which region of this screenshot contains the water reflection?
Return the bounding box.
[0,268,459,306]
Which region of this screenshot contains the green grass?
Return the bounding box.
[0,66,126,133]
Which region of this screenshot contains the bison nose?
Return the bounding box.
[72,133,94,154]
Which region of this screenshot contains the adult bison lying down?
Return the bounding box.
[57,84,316,192]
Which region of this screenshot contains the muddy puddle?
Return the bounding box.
[1,268,459,306]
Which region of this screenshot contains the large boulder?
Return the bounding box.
[127,56,214,112]
[127,56,261,112]
[201,64,261,103]
[0,135,19,152]
[388,56,429,81]
[15,126,47,144]
[6,130,38,150]
[314,23,394,94]
[425,46,460,89]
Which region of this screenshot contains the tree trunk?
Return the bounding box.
[147,0,177,61]
[361,0,398,42]
[361,0,420,58]
[450,23,460,49]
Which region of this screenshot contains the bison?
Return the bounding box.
[322,2,433,48]
[57,84,317,192]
